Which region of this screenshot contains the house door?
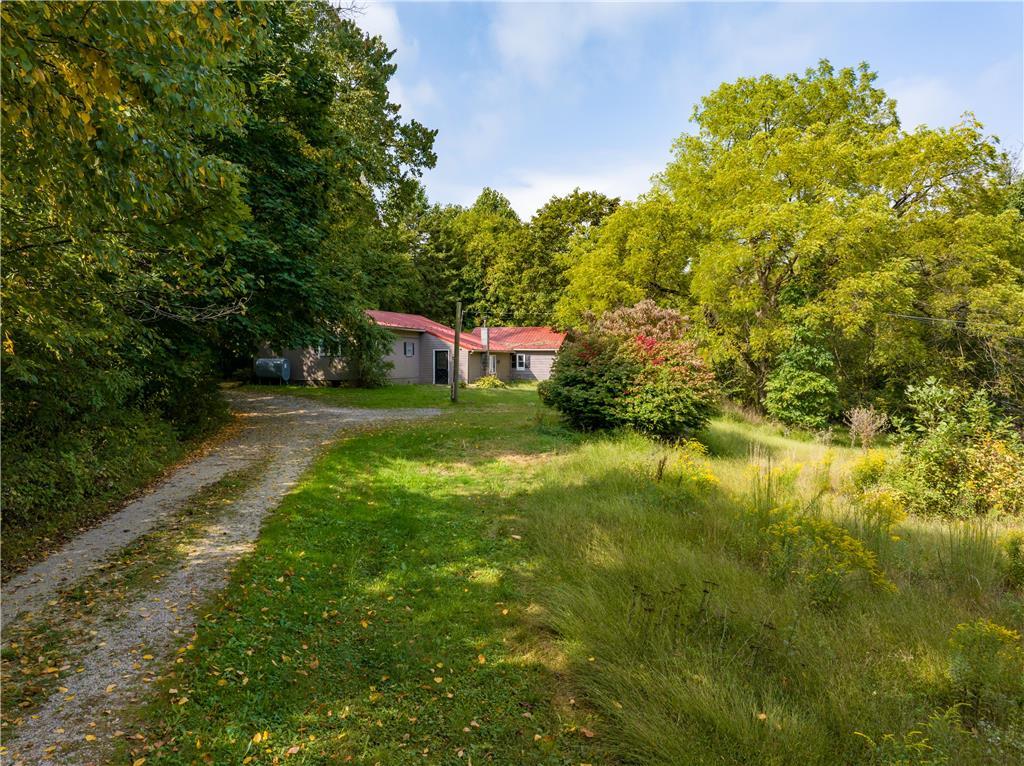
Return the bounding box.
[433,349,449,385]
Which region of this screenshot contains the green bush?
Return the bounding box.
[763,334,839,429]
[330,308,395,388]
[1003,531,1024,589]
[539,333,636,431]
[470,374,507,389]
[886,379,1024,518]
[542,304,718,438]
[1,409,193,573]
[764,514,895,608]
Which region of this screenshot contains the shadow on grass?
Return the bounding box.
[127,400,1019,766]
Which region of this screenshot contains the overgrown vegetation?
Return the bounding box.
[860,379,1024,519]
[4,7,1022,763]
[127,387,1023,765]
[2,1,433,546]
[0,410,214,576]
[556,62,1024,416]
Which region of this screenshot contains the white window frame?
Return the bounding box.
[488,355,497,375]
[403,341,416,357]
[515,353,529,370]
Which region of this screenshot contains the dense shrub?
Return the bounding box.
[1,409,194,574]
[764,514,895,608]
[888,380,1024,518]
[763,335,839,429]
[539,333,636,431]
[541,304,718,438]
[333,309,395,388]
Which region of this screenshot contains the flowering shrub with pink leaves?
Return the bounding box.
[540,304,719,438]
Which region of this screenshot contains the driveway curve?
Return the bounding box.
[2,390,440,766]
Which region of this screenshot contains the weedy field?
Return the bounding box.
[130,386,1023,765]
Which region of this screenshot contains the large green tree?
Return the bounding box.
[559,61,1024,409]
[406,202,473,323]
[214,1,436,360]
[409,188,618,327]
[487,189,618,325]
[2,0,262,436]
[1,1,436,536]
[406,188,523,327]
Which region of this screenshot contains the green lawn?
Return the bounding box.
[133,386,604,765]
[238,381,537,409]
[132,386,1023,765]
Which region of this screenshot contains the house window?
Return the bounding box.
[403,341,416,357]
[515,353,530,370]
[489,355,497,375]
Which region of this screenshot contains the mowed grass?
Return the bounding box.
[133,387,1023,765]
[132,388,605,765]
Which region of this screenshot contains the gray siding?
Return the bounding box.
[268,328,421,384]
[419,333,452,384]
[467,351,511,382]
[510,350,557,382]
[266,331,559,385]
[384,330,421,384]
[261,345,349,383]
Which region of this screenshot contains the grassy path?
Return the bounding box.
[131,389,605,765]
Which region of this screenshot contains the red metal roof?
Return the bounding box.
[366,310,565,353]
[365,310,487,351]
[467,326,566,351]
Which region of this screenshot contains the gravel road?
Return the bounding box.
[1,390,440,766]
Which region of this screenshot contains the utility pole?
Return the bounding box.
[451,301,462,402]
[482,315,490,376]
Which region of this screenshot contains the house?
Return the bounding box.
[266,310,566,385]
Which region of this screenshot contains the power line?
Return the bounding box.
[883,312,1024,337]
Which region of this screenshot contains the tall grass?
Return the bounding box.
[517,419,1023,765]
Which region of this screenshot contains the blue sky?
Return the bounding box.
[357,1,1024,218]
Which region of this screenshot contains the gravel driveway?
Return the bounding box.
[1,390,440,766]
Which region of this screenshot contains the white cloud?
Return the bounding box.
[390,79,438,116]
[886,76,962,131]
[355,2,416,59]
[887,57,1023,147]
[422,159,659,219]
[497,162,659,219]
[705,4,837,80]
[353,2,437,120]
[489,3,662,85]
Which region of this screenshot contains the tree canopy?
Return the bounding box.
[1,1,436,526]
[558,61,1024,411]
[405,187,618,326]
